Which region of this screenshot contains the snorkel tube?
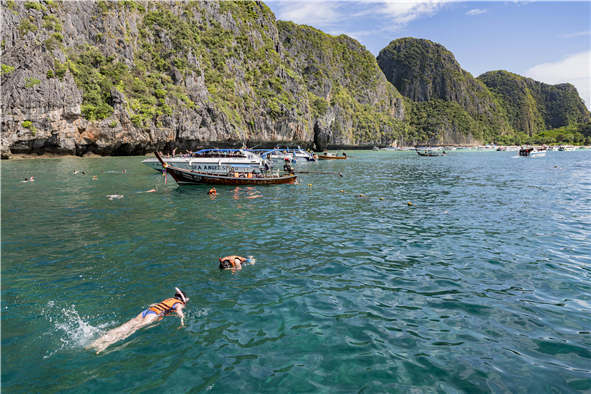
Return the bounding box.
[175,287,188,303]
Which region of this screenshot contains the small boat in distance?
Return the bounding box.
[519,147,546,158]
[318,152,347,160]
[154,152,296,186]
[416,147,446,157]
[250,147,317,162]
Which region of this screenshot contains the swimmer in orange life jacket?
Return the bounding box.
[87,288,188,354]
[219,255,255,270]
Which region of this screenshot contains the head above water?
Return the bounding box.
[174,287,188,303]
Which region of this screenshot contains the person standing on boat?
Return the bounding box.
[87,288,188,354]
[283,158,294,174]
[219,255,255,270]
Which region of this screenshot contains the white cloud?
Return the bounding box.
[525,51,591,109]
[271,1,454,29]
[560,30,591,39]
[271,1,342,26]
[466,8,487,16]
[372,1,453,25]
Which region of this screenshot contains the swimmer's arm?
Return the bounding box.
[175,304,185,327]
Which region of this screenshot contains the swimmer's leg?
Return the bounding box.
[88,313,158,354]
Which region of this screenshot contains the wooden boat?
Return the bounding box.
[416,148,445,157]
[142,148,267,173]
[317,152,347,160]
[155,152,297,185]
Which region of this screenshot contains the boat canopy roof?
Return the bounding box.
[192,148,249,154]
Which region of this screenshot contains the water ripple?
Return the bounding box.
[2,152,591,391]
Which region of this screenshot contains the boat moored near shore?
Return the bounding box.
[142,149,270,173]
[154,152,296,186]
[318,152,347,160]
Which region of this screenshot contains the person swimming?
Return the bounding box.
[219,255,255,270]
[87,288,188,354]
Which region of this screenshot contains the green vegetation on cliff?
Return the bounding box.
[496,122,591,145]
[478,70,590,135]
[377,38,512,144]
[277,21,406,145]
[377,38,589,144]
[2,1,589,154]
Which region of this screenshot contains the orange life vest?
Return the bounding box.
[148,298,183,315]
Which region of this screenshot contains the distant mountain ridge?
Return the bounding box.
[478,70,590,135]
[377,38,590,145]
[1,2,589,158]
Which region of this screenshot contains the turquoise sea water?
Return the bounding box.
[2,150,590,392]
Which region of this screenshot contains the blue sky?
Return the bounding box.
[266,1,591,108]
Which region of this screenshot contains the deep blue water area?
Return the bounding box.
[2,150,590,392]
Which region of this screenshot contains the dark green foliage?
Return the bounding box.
[311,95,328,116]
[407,99,481,143]
[54,60,67,79]
[42,14,62,31]
[478,70,590,134]
[1,64,15,75]
[25,77,41,88]
[24,1,44,11]
[19,19,38,35]
[67,45,127,120]
[44,32,63,51]
[377,38,464,102]
[96,0,110,14]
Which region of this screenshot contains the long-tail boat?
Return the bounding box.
[416,147,445,157]
[317,152,347,160]
[155,152,297,186]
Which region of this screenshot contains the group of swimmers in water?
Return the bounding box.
[87,255,255,354]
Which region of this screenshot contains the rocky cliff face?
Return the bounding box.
[277,22,406,148]
[0,0,406,158]
[478,70,590,135]
[377,38,590,144]
[377,38,511,144]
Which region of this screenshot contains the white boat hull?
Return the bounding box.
[530,150,546,158]
[142,156,266,173]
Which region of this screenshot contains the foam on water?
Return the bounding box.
[42,301,114,358]
[2,152,590,391]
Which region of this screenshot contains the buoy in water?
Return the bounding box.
[379,197,384,200]
[339,190,344,193]
[407,201,413,206]
[308,183,312,187]
[359,194,366,197]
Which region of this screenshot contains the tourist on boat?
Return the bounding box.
[208,187,216,195]
[219,255,255,270]
[283,160,294,174]
[87,288,188,354]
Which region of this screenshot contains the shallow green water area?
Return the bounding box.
[2,151,590,392]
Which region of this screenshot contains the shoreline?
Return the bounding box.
[3,145,589,161]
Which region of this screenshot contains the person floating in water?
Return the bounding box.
[87,288,188,354]
[219,255,255,271]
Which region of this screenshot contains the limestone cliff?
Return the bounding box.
[277,22,406,148]
[478,70,590,135]
[377,38,511,144]
[377,37,590,144]
[0,0,406,157]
